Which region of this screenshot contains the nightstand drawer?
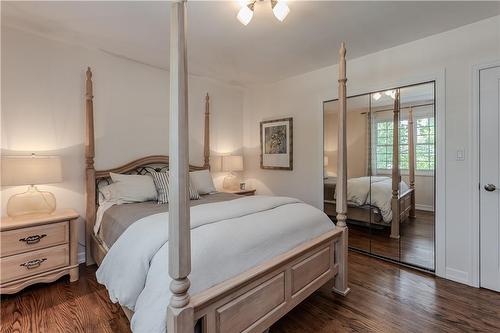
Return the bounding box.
[1,221,69,257]
[0,244,69,284]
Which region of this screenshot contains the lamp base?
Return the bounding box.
[223,173,240,191]
[7,185,57,218]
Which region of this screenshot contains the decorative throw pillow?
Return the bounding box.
[98,183,135,204]
[189,169,216,194]
[149,171,200,204]
[108,172,158,202]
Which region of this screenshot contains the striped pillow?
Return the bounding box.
[149,171,200,204]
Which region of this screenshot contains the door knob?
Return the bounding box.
[484,184,497,192]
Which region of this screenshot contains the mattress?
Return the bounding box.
[97,192,240,248]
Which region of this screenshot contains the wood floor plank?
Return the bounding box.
[1,252,499,333]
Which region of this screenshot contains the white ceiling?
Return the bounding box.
[3,1,500,86]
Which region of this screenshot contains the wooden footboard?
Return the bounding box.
[96,227,348,333]
[399,188,414,222]
[324,191,414,228]
[390,187,415,239]
[190,227,348,333]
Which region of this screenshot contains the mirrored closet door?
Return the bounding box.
[323,81,436,271]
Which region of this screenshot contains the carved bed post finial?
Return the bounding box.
[336,42,348,229]
[390,90,401,239]
[204,93,210,169]
[168,1,194,332]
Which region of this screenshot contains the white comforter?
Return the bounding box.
[341,176,409,223]
[96,195,334,333]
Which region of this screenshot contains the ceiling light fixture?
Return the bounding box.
[372,92,382,101]
[237,2,255,26]
[236,0,290,25]
[271,0,290,22]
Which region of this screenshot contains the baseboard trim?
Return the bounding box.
[415,204,434,212]
[445,267,470,285]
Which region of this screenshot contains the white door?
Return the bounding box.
[480,65,500,292]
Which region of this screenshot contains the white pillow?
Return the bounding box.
[190,170,216,195]
[98,183,147,206]
[98,183,127,203]
[108,172,157,202]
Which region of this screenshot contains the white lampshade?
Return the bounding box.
[272,1,290,22]
[1,155,62,186]
[237,5,254,26]
[222,155,244,172]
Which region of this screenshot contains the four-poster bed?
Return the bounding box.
[324,89,416,239]
[85,2,349,332]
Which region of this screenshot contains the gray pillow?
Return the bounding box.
[149,170,200,204]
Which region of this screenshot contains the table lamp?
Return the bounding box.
[1,155,62,217]
[222,155,243,190]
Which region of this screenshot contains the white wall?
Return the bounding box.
[243,16,500,286]
[324,108,368,179]
[1,26,244,261]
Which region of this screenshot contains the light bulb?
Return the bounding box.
[372,92,381,101]
[272,1,290,22]
[237,5,254,25]
[385,90,396,99]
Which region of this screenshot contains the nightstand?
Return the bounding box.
[223,188,256,196]
[0,209,80,294]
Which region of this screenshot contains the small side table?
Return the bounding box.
[222,189,256,196]
[0,209,80,294]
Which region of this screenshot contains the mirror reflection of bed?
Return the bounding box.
[323,82,436,271]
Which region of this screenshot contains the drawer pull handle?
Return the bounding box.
[19,234,47,245]
[20,258,47,269]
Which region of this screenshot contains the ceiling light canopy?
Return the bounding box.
[236,0,290,25]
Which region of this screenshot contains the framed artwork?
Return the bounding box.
[260,117,293,170]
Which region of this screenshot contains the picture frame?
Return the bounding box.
[260,117,293,170]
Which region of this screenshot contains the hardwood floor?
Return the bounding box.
[2,251,499,333]
[348,210,435,270]
[0,266,130,333]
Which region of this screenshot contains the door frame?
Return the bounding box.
[471,60,500,288]
[318,69,445,275]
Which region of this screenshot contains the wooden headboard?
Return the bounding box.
[84,67,210,262]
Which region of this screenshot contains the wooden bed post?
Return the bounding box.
[390,90,401,239]
[333,42,350,296]
[204,93,210,169]
[167,1,194,333]
[408,107,416,218]
[85,67,96,265]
